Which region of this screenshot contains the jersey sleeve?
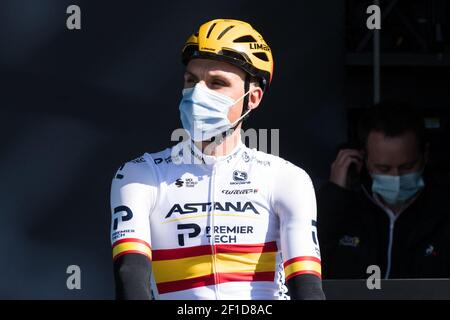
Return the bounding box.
[110,158,157,262]
[271,161,322,281]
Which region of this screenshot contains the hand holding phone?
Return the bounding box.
[329,149,364,189]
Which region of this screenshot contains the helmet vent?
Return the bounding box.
[253,52,269,62]
[233,35,257,43]
[206,23,217,39]
[217,25,235,40]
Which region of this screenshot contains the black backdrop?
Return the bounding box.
[0,0,346,298]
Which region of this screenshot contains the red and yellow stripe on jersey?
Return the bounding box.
[112,238,152,261]
[152,241,277,294]
[283,256,322,280]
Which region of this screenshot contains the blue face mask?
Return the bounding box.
[179,84,251,142]
[371,171,425,205]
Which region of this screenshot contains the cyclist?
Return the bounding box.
[110,18,325,300]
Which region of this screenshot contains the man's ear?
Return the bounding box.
[247,86,264,110]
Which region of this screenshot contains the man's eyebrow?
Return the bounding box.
[400,159,420,167]
[374,164,391,168]
[184,70,198,79]
[208,71,232,80]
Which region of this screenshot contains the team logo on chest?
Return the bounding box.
[166,201,260,218]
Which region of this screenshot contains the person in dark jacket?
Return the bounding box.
[317,102,450,279]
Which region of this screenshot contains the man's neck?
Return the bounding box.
[373,193,418,216]
[384,202,404,215]
[194,127,242,157]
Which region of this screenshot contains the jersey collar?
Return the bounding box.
[188,139,245,166]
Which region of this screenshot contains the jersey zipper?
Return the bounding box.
[209,164,220,299]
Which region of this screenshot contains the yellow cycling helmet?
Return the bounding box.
[182,19,274,91]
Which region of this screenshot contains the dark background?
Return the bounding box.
[0,0,448,299]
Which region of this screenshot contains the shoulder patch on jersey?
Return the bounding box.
[114,163,126,180]
[131,156,146,164]
[248,148,308,177]
[113,155,151,180]
[248,148,287,168]
[147,145,183,166]
[152,155,175,165]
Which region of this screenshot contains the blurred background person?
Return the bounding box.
[317,102,450,279]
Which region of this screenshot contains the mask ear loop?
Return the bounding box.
[209,75,252,144]
[228,74,252,129]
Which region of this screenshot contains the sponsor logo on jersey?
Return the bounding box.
[166,201,260,218]
[112,205,133,230]
[175,178,184,188]
[189,146,204,164]
[175,178,184,187]
[312,219,321,257]
[175,177,198,188]
[242,151,250,162]
[224,149,240,163]
[255,159,271,166]
[131,156,146,164]
[111,229,136,242]
[177,223,201,246]
[231,170,251,185]
[176,224,257,246]
[311,219,318,245]
[205,225,254,244]
[154,156,173,165]
[233,170,247,181]
[221,189,258,195]
[115,163,125,179]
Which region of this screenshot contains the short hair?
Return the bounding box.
[357,101,427,152]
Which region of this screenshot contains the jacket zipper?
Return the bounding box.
[385,218,395,279]
[362,186,397,279]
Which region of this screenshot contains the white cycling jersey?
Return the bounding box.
[110,139,322,300]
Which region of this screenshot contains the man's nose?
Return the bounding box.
[196,80,207,88]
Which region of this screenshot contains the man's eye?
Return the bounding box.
[378,166,390,173]
[212,80,226,86]
[401,164,415,170]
